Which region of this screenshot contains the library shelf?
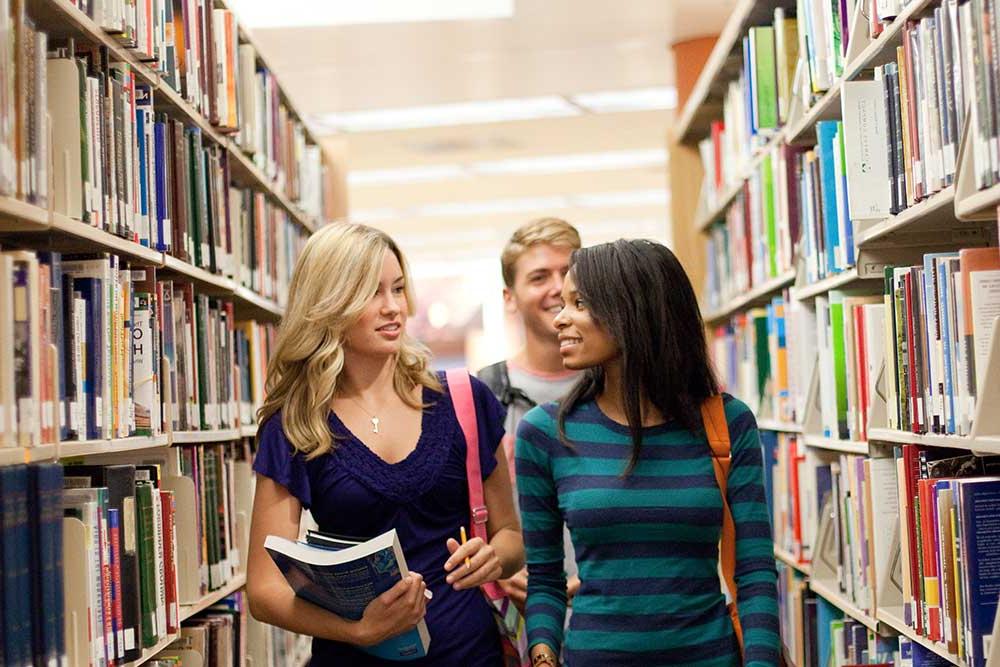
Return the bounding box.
[59,434,171,459]
[802,434,869,455]
[161,254,237,293]
[171,429,243,444]
[853,187,963,247]
[240,423,259,439]
[955,180,1000,221]
[26,0,319,235]
[703,269,796,324]
[786,83,842,146]
[757,419,804,433]
[773,547,811,576]
[867,427,1000,454]
[179,573,247,620]
[0,194,49,229]
[49,213,165,265]
[808,578,881,634]
[876,607,960,665]
[673,0,797,145]
[790,267,879,301]
[233,285,285,319]
[123,574,247,667]
[696,181,744,233]
[0,443,59,467]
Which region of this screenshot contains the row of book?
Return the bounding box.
[0,443,252,667]
[776,567,900,666]
[0,250,276,448]
[0,2,327,230]
[697,8,798,211]
[711,293,816,425]
[147,595,248,667]
[766,432,1000,667]
[712,242,1000,442]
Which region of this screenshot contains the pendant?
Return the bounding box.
[371,417,380,434]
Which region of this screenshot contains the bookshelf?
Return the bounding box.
[671,0,1000,663]
[704,268,796,324]
[0,0,331,664]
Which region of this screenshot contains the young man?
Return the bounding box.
[478,217,581,612]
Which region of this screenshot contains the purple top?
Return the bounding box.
[253,373,506,666]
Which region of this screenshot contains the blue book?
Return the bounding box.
[30,463,65,667]
[816,120,842,276]
[153,119,170,253]
[816,596,839,667]
[136,84,152,247]
[958,478,1000,667]
[265,529,431,661]
[836,125,855,267]
[74,277,103,440]
[1,465,31,667]
[937,258,960,434]
[759,430,778,521]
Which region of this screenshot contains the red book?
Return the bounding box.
[790,437,803,558]
[711,121,725,189]
[109,508,125,660]
[918,478,942,640]
[160,491,180,634]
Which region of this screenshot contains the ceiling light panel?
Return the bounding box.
[227,0,513,28]
[570,87,679,113]
[312,96,580,133]
[348,164,468,186]
[573,189,669,208]
[471,148,667,176]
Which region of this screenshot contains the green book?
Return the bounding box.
[762,155,778,278]
[186,130,202,268]
[136,481,158,648]
[751,309,771,403]
[828,291,849,439]
[751,26,779,130]
[204,447,220,589]
[195,296,211,430]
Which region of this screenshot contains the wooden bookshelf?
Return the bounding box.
[790,267,878,301]
[757,419,804,433]
[122,574,247,667]
[956,180,1000,221]
[808,578,882,634]
[773,547,811,576]
[785,84,842,146]
[876,607,961,665]
[802,434,869,455]
[696,180,743,232]
[704,269,796,324]
[240,423,259,439]
[0,443,59,466]
[674,0,797,145]
[171,429,243,444]
[854,187,959,246]
[867,427,1000,455]
[59,434,171,459]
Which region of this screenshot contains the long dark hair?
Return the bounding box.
[557,239,719,475]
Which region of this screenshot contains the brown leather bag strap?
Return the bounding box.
[700,395,744,654]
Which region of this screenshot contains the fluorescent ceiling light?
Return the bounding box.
[349,165,467,186]
[312,97,579,133]
[573,189,669,208]
[227,0,512,28]
[350,208,401,222]
[472,149,667,176]
[417,196,570,217]
[570,87,679,113]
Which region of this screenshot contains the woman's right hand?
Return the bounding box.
[355,573,428,647]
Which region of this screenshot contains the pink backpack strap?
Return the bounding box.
[445,368,505,600]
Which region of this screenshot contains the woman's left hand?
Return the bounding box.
[443,537,503,590]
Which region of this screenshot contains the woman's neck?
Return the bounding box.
[337,351,397,401]
[596,360,664,427]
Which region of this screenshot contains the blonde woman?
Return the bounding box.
[246,223,524,666]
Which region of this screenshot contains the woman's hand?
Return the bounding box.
[444,537,503,590]
[498,567,529,613]
[355,573,428,647]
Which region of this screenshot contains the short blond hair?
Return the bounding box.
[500,217,581,287]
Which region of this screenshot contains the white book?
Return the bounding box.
[151,484,167,639]
[952,271,971,435]
[841,80,891,220]
[969,270,1000,395]
[862,303,886,436]
[47,59,85,219]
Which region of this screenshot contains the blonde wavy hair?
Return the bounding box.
[257,223,441,459]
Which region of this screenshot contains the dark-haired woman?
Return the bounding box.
[516,239,780,667]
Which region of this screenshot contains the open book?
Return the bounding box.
[264,528,431,661]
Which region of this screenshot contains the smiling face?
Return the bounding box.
[504,243,573,342]
[342,249,408,358]
[553,270,620,370]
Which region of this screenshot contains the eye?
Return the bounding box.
[575,298,585,310]
[393,284,405,295]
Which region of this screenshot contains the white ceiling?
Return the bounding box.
[231,0,736,263]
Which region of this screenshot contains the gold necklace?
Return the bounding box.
[348,396,382,434]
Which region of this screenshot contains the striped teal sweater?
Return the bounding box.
[515,394,780,666]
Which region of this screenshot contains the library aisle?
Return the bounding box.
[669,0,1000,665]
[3,0,1000,665]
